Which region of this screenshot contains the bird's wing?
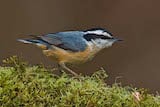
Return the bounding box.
[40,35,62,45]
[40,32,87,52]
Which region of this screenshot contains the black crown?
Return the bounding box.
[84,28,107,32]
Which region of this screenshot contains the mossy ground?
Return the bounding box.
[0,56,160,107]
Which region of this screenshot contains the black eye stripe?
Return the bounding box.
[83,34,113,41]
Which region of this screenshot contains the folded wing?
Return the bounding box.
[18,32,87,52]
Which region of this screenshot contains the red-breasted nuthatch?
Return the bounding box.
[18,28,121,76]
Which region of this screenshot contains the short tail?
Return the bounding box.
[17,39,34,44]
[17,39,41,44]
[17,39,49,49]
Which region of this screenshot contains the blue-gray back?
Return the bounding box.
[40,31,87,52]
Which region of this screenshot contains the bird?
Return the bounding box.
[18,28,121,76]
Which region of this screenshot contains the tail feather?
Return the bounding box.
[17,39,33,44]
[17,39,42,44]
[17,39,49,49]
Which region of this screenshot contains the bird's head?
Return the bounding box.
[83,28,121,49]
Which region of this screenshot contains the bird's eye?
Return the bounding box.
[84,34,112,41]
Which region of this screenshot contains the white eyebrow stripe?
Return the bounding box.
[84,30,112,38]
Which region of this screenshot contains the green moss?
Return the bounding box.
[0,56,160,107]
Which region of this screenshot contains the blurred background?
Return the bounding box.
[0,0,160,92]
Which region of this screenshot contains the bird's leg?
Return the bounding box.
[59,62,78,76]
[57,63,64,75]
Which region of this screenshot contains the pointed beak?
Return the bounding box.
[112,38,123,42]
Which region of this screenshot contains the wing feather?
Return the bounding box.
[40,32,87,52]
